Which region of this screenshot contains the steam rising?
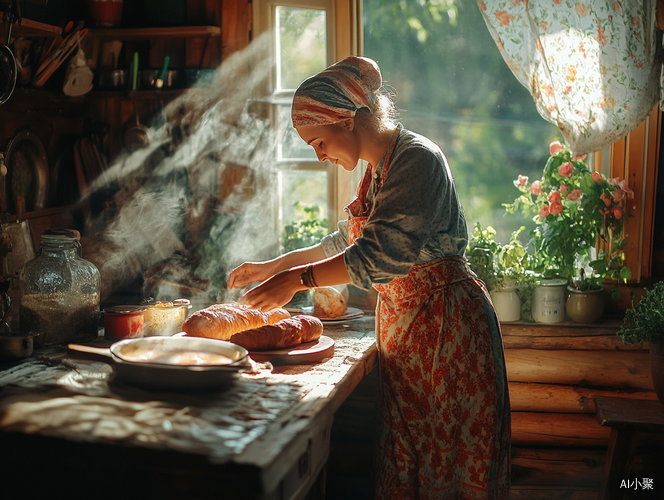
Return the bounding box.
[80,34,280,304]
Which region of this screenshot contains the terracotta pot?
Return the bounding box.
[85,0,123,28]
[650,339,664,404]
[566,286,604,324]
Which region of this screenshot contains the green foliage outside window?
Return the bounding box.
[281,202,328,253]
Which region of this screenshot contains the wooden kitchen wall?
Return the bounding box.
[0,0,249,215]
[0,0,251,276]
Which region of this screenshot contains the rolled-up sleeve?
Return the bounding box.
[344,144,447,289]
[320,219,349,257]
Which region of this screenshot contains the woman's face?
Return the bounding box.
[296,120,360,171]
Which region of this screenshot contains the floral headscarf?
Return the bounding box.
[291,56,382,127]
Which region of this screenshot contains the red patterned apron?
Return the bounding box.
[344,131,510,499]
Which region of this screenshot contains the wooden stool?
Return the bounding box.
[595,396,664,500]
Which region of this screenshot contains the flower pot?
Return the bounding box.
[490,280,521,322]
[85,0,123,28]
[532,278,567,324]
[566,286,604,324]
[650,339,664,404]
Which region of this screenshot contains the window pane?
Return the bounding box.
[276,6,327,91]
[279,170,329,228]
[362,1,562,243]
[278,103,318,160]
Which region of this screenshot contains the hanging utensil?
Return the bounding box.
[156,55,170,88]
[32,26,88,87]
[131,51,138,90]
[0,0,20,105]
[123,103,150,151]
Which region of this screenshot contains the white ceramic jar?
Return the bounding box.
[532,278,568,324]
[490,280,521,323]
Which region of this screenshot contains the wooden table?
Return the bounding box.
[0,316,377,500]
[595,396,664,500]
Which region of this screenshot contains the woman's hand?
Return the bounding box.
[227,261,277,290]
[238,268,306,311]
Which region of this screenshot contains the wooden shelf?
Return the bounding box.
[6,17,62,37]
[0,205,74,224]
[87,25,221,39]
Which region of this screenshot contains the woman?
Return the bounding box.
[228,56,510,499]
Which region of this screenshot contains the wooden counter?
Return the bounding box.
[0,316,377,500]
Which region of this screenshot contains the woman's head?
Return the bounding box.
[291,56,396,132]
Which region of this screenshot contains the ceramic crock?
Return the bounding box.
[490,280,521,323]
[532,278,568,324]
[566,286,605,324]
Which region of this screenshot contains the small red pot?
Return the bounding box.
[85,0,124,28]
[104,305,146,340]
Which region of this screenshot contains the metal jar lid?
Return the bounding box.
[104,305,147,316]
[537,278,568,287]
[142,298,191,309]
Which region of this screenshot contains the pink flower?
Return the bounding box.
[558,161,574,177]
[611,189,624,201]
[549,141,565,156]
[592,171,604,184]
[613,206,622,219]
[530,180,542,195]
[560,185,568,195]
[516,174,528,186]
[548,191,562,204]
[600,192,612,207]
[609,177,620,186]
[566,189,582,201]
[539,205,550,218]
[549,201,564,215]
[572,154,587,161]
[619,179,634,199]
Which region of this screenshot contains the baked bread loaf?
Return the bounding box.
[182,303,290,341]
[313,286,347,318]
[230,315,323,351]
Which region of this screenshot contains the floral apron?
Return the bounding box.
[344,131,511,500]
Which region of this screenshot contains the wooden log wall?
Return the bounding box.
[503,319,663,497]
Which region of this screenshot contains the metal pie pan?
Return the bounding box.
[68,336,250,391]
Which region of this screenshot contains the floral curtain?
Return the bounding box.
[477,0,661,155]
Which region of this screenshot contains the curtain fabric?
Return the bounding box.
[478,0,661,155]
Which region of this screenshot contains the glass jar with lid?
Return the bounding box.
[19,229,101,345]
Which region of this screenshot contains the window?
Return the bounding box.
[253,0,357,247]
[361,0,562,243]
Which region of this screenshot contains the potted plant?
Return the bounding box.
[467,223,533,322]
[616,282,664,404]
[505,141,633,322]
[281,202,328,308]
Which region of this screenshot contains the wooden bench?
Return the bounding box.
[595,396,664,499]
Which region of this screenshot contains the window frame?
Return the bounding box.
[252,0,362,234]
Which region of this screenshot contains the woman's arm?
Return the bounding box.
[227,244,328,290]
[238,251,352,311]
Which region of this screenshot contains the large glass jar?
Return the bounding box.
[19,232,101,345]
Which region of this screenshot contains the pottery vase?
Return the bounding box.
[566,286,604,324]
[85,0,123,28]
[490,280,521,323]
[532,278,567,324]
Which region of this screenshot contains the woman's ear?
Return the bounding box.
[341,118,355,131]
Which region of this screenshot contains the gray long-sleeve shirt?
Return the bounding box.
[320,128,468,290]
